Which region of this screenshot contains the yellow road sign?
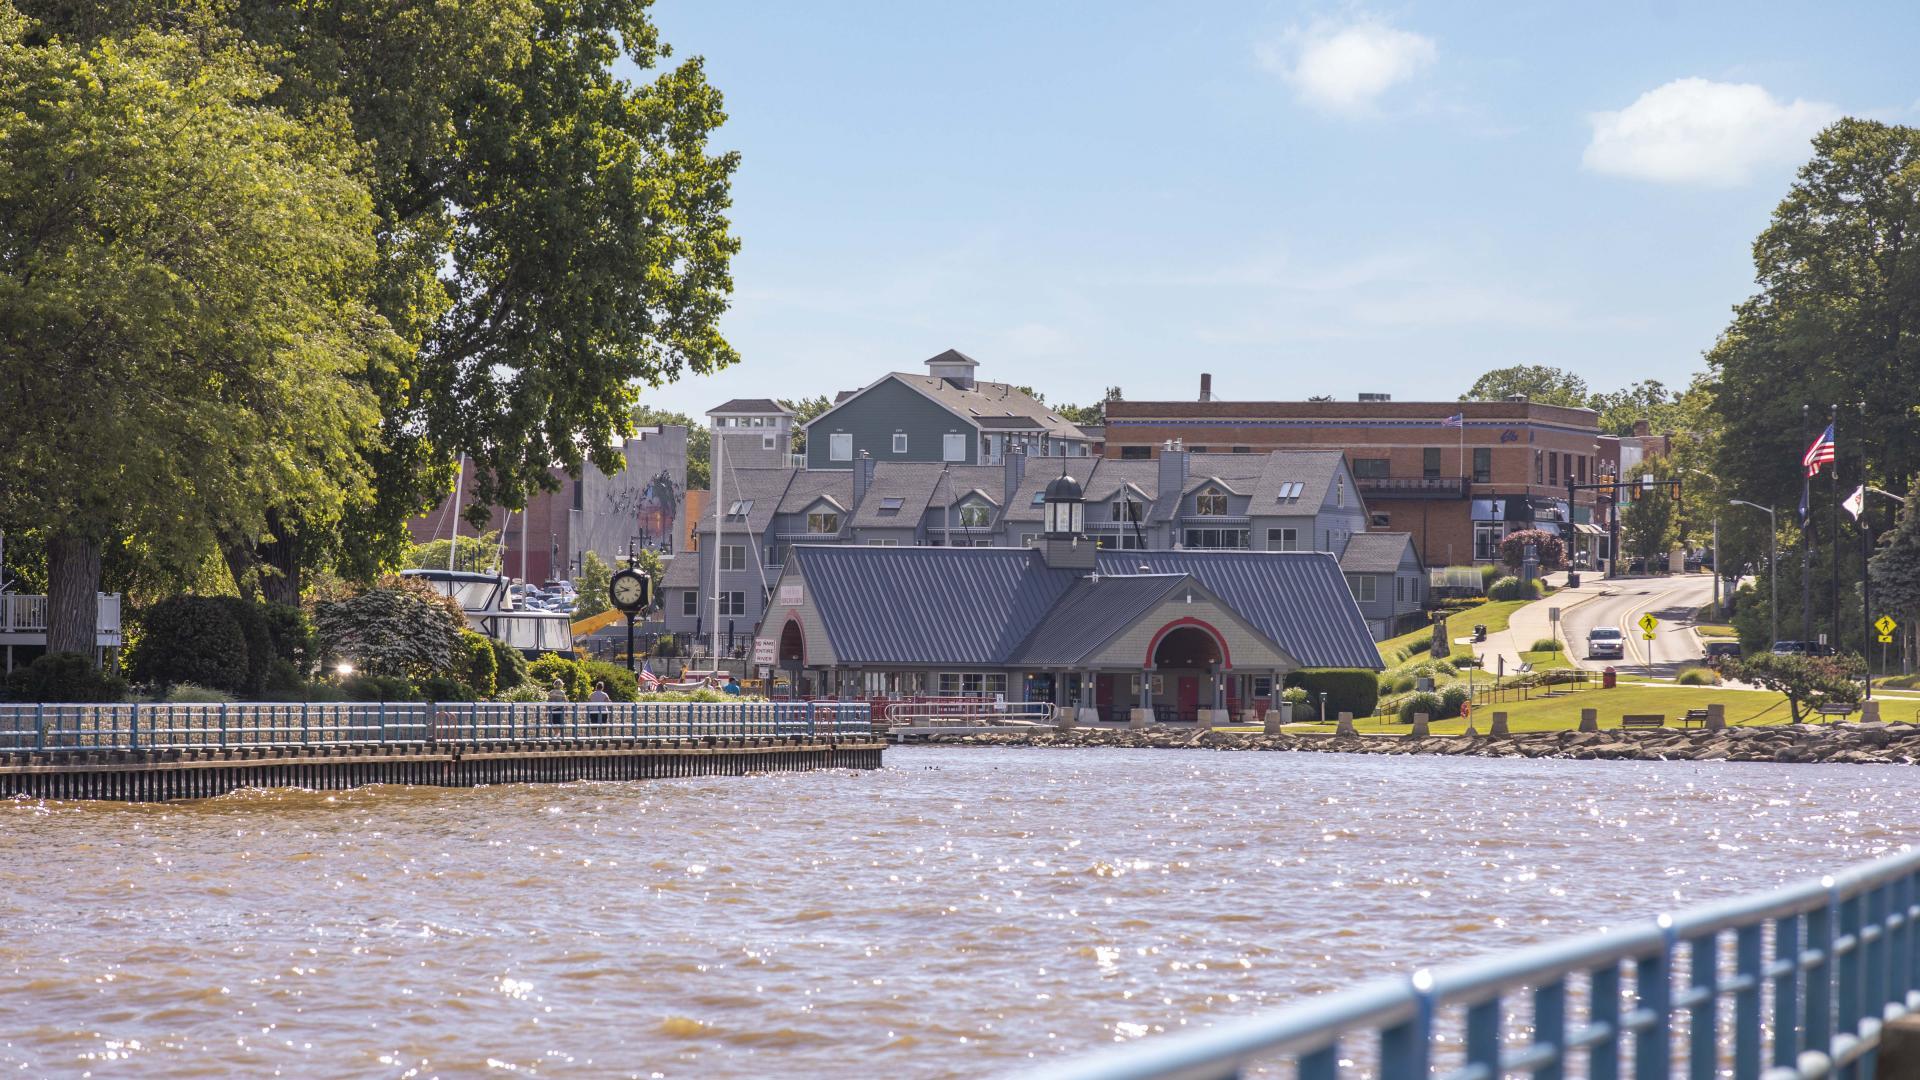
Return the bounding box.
[1876,614,1898,636]
[1637,613,1659,634]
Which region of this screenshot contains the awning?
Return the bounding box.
[1575,523,1605,536]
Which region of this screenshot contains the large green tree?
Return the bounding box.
[21,0,741,602]
[1460,364,1590,407]
[0,8,389,656]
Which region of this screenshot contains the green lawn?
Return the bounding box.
[1276,682,1809,735]
[1377,599,1532,663]
[1695,623,1739,639]
[1519,648,1574,671]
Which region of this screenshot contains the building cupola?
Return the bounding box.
[1043,473,1085,538]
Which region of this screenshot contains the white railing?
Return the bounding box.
[884,700,1056,728]
[0,593,122,641]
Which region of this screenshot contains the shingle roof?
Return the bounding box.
[792,546,1078,665]
[847,463,1006,529]
[1003,461,1105,523]
[707,398,793,415]
[789,545,1381,670]
[1093,550,1382,669]
[775,470,854,518]
[695,467,795,537]
[1249,451,1349,516]
[975,415,1046,429]
[661,553,701,589]
[1007,574,1190,666]
[1340,532,1420,574]
[889,373,1088,441]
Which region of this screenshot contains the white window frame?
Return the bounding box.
[1348,575,1377,602]
[829,432,853,461]
[1195,486,1228,516]
[892,432,909,454]
[942,433,967,462]
[720,591,747,617]
[958,500,991,528]
[682,591,698,617]
[806,511,840,535]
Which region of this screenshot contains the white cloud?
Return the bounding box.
[1258,16,1436,114]
[1582,78,1837,187]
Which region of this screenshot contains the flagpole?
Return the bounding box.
[1830,403,1839,651]
[1802,404,1812,646]
[1860,400,1871,689]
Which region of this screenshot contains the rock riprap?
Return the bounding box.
[914,722,1920,764]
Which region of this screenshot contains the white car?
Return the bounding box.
[1587,625,1625,660]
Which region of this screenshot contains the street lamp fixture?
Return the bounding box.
[1728,499,1778,648]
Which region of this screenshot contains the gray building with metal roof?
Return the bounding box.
[758,479,1380,724]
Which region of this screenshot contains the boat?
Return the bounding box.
[401,569,574,656]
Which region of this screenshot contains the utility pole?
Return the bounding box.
[1802,403,1812,646]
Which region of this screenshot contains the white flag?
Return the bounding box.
[1843,485,1865,521]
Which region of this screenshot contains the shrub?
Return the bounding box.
[582,660,638,702]
[499,682,547,703]
[1487,576,1541,602]
[1406,638,1431,656]
[1284,668,1379,720]
[312,583,464,680]
[528,654,587,700]
[260,602,315,678]
[417,674,477,702]
[1439,683,1471,719]
[1479,563,1502,592]
[1676,666,1720,686]
[1531,638,1563,652]
[340,672,416,701]
[163,683,234,704]
[1398,691,1445,724]
[5,652,127,702]
[1500,529,1567,573]
[459,631,498,698]
[1279,686,1315,721]
[300,682,347,702]
[489,637,529,692]
[127,596,250,695]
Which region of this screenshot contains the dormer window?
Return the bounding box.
[1195,486,1227,516]
[806,511,840,534]
[1111,498,1142,523]
[957,500,992,528]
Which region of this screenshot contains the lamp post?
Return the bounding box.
[1729,499,1778,648]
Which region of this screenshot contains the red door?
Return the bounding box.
[1176,676,1200,718]
[1096,675,1114,719]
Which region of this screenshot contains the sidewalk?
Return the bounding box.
[1465,571,1606,677]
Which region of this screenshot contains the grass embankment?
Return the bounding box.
[1694,623,1739,639]
[1376,598,1531,663]
[1276,682,1803,735]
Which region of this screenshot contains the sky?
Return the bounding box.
[626,1,1920,416]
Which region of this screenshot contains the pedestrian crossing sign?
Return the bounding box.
[1637,613,1659,635]
[1877,615,1897,644]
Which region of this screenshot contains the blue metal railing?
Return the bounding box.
[1027,845,1920,1080]
[0,701,872,753]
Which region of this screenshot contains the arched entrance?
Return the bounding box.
[778,620,808,697]
[1148,621,1229,723]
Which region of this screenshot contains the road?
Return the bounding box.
[1555,573,1720,676]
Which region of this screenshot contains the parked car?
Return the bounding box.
[1703,641,1742,663]
[1770,640,1834,656]
[1587,625,1625,660]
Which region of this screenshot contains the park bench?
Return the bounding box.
[1814,703,1855,724]
[1678,708,1712,728]
[1621,715,1665,731]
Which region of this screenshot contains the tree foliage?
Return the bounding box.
[311,580,466,679]
[782,394,831,455]
[0,7,390,652]
[1461,365,1591,408]
[404,532,502,574]
[1499,529,1566,573]
[1722,652,1864,723]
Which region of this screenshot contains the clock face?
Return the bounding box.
[610,570,649,611]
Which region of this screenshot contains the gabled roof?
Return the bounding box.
[1007,574,1193,666]
[695,467,797,536]
[707,398,793,416]
[787,545,1382,670]
[847,463,1005,529]
[1341,532,1422,574]
[661,553,701,589]
[1183,475,1246,498]
[776,470,854,516]
[805,368,1088,444]
[1248,450,1352,516]
[1094,550,1381,669]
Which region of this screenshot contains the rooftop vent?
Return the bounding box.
[1358,392,1392,402]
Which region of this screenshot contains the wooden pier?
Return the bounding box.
[0,701,883,801]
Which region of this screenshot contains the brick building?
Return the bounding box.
[1103,389,1607,568]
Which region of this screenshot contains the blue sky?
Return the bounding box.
[629,1,1919,416]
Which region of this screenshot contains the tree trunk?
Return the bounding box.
[255,508,303,607]
[46,532,101,663]
[219,532,260,602]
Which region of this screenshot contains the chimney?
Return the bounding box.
[1003,446,1026,506]
[1199,373,1213,402]
[1632,419,1652,438]
[1157,444,1189,509]
[853,451,874,508]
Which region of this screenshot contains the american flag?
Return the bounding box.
[1803,423,1836,477]
[638,667,661,690]
[1442,413,1464,428]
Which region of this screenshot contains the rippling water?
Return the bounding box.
[1,748,1914,1078]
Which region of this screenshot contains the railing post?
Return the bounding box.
[1868,883,1890,1046]
[33,702,44,752]
[1735,923,1762,1078]
[1809,891,1835,1058]
[1297,1041,1338,1080]
[1465,995,1501,1078]
[1635,921,1674,1080]
[129,701,139,752]
[1535,978,1566,1080]
[301,702,309,747]
[1687,932,1717,1080]
[1590,963,1622,1080]
[1838,890,1862,1051]
[1775,912,1803,1069]
[219,702,228,749]
[378,701,387,745]
[807,701,816,738]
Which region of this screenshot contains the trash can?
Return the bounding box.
[1567,572,1581,589]
[1472,624,1487,642]
[1603,666,1617,689]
